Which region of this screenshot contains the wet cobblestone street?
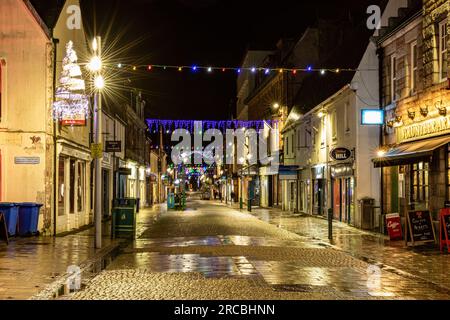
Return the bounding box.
[70,200,450,300]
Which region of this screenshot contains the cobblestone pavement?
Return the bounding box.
[71,200,450,300]
[0,206,160,300]
[246,206,450,292]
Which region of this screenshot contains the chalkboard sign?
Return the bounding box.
[440,209,450,253]
[0,213,8,244]
[406,210,436,246]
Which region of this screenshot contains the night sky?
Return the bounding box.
[80,0,384,120]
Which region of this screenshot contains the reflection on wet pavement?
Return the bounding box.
[74,201,450,300]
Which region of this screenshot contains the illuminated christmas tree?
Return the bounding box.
[53,41,89,126]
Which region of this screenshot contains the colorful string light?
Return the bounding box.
[110,63,367,75]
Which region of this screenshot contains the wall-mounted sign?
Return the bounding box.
[361,109,384,125]
[105,141,122,153]
[397,115,450,143]
[15,157,40,165]
[117,168,132,175]
[330,148,352,161]
[90,143,103,159]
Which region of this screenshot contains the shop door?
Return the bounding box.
[333,179,341,220]
[314,180,325,215]
[102,170,110,217]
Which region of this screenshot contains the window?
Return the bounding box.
[58,157,66,216]
[0,60,2,120]
[391,55,397,102]
[291,134,294,154]
[69,159,75,213]
[439,20,448,82]
[447,144,450,201]
[411,41,418,94]
[410,162,429,208]
[331,110,337,140]
[344,102,350,133]
[286,136,289,156]
[77,162,85,212]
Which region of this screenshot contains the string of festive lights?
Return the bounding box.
[146,119,278,133]
[111,63,374,75]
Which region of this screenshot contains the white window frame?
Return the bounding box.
[439,20,448,83]
[390,55,397,102]
[0,59,6,123]
[410,41,418,94]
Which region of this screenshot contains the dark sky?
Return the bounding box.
[80,0,384,120]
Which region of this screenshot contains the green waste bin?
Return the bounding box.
[113,198,138,213]
[111,207,136,239]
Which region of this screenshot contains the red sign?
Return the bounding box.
[386,213,403,241]
[440,208,450,253]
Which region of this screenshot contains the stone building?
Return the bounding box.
[374,0,450,232]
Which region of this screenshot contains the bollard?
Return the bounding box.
[328,208,333,240]
[240,197,243,210]
[248,199,252,212]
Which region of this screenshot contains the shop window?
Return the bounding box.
[410,41,418,94]
[70,159,75,213]
[410,162,429,208]
[58,158,66,216]
[447,144,450,201]
[77,162,85,212]
[439,20,448,83]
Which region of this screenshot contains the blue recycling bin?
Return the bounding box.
[0,203,19,236]
[17,203,43,236]
[167,193,175,209]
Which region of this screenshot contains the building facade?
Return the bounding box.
[374,0,450,232]
[0,0,54,234]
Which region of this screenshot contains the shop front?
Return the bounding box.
[312,166,326,216]
[374,115,450,228]
[56,143,91,233]
[331,163,355,224]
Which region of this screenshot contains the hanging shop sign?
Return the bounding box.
[439,208,450,253]
[105,141,122,153]
[397,115,450,143]
[385,213,403,241]
[330,148,352,161]
[61,114,86,126]
[405,210,436,246]
[117,167,132,175]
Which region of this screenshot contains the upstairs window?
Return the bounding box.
[0,60,3,121]
[391,55,397,102]
[410,41,418,94]
[439,20,448,82]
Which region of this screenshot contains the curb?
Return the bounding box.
[29,239,126,300]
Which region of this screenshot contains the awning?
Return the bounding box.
[373,135,450,168]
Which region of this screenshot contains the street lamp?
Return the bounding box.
[88,36,103,249]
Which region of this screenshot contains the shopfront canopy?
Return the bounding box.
[373,135,450,168]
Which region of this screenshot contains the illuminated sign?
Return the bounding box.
[397,115,450,143]
[361,109,384,125]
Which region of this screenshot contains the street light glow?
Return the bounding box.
[273,103,280,109]
[94,75,105,89]
[88,56,102,72]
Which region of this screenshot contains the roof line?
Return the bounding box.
[22,0,52,39]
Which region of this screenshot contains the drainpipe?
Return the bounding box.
[376,46,385,230]
[52,35,60,237]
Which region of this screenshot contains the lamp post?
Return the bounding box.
[89,36,103,249]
